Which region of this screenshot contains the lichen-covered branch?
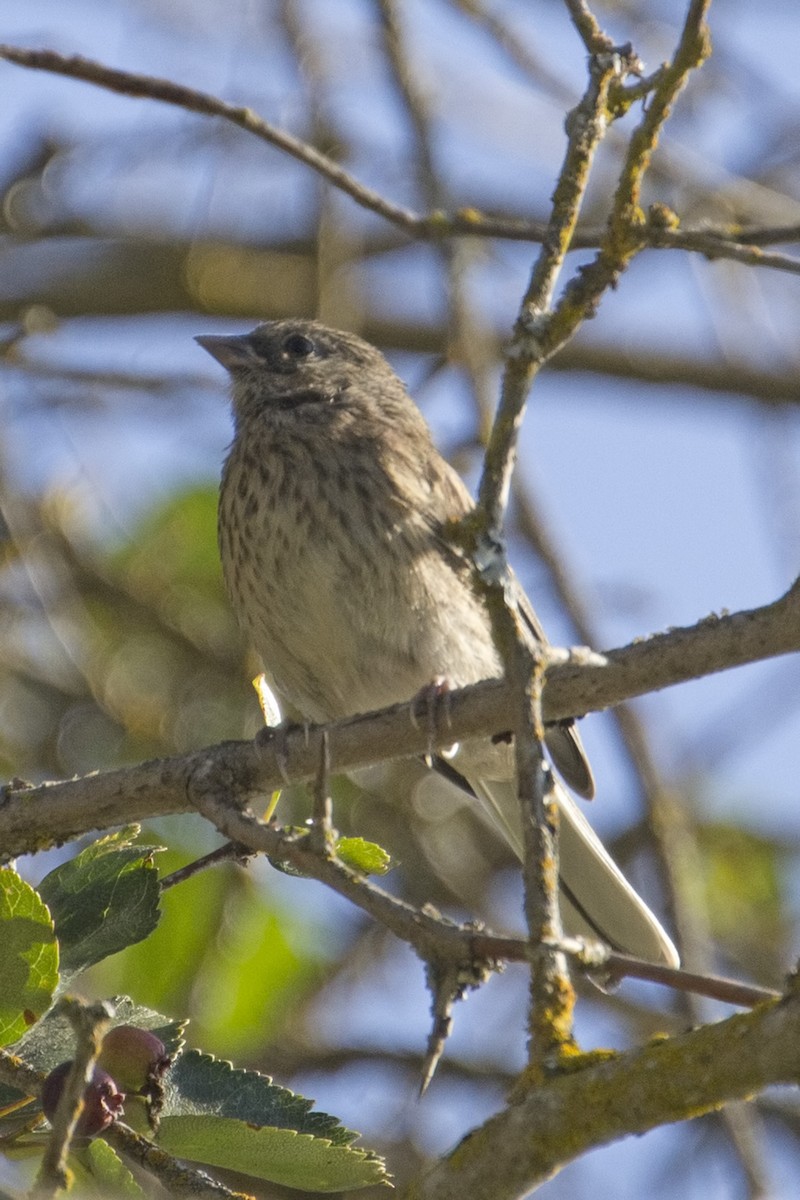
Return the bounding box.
[406,977,800,1200]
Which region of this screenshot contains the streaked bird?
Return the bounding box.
[198,320,678,969]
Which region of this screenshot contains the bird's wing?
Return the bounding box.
[415,454,596,799]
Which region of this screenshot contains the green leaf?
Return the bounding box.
[336,837,391,875]
[266,830,392,879]
[38,827,162,976]
[0,867,58,1046]
[74,1137,146,1198]
[162,1050,351,1142]
[157,1117,389,1192]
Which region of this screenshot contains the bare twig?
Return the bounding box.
[475,44,634,535]
[177,771,781,1012]
[0,45,419,235]
[650,222,800,275]
[460,3,707,1067]
[308,730,333,853]
[159,843,255,891]
[3,45,800,281]
[473,928,779,1008]
[563,0,616,54]
[33,998,114,1199]
[511,2,712,376]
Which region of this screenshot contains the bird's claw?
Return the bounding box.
[410,677,456,767]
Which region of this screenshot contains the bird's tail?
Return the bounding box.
[467,772,679,967]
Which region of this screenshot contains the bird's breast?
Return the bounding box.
[218,433,500,722]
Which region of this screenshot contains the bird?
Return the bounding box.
[196,319,678,968]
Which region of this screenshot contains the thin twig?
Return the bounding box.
[468,932,778,1007]
[187,764,778,1011]
[650,218,800,275]
[463,29,641,1060]
[3,44,800,280]
[0,45,420,235]
[159,843,254,891]
[475,45,635,535]
[563,0,616,53]
[33,998,114,1199]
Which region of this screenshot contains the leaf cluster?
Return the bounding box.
[0,829,389,1196]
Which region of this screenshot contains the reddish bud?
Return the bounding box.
[41,1061,125,1137]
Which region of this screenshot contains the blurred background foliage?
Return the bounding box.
[2,0,800,1195]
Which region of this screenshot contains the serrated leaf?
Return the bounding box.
[38,827,162,976]
[163,1050,351,1143]
[267,828,392,878]
[157,1116,389,1192]
[0,867,58,1046]
[336,837,391,875]
[74,1137,146,1198]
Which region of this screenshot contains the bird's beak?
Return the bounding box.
[195,334,254,370]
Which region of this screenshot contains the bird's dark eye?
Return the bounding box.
[282,333,316,358]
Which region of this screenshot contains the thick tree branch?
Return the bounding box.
[1,584,796,859]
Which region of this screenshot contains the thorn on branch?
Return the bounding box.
[420,951,496,1096]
